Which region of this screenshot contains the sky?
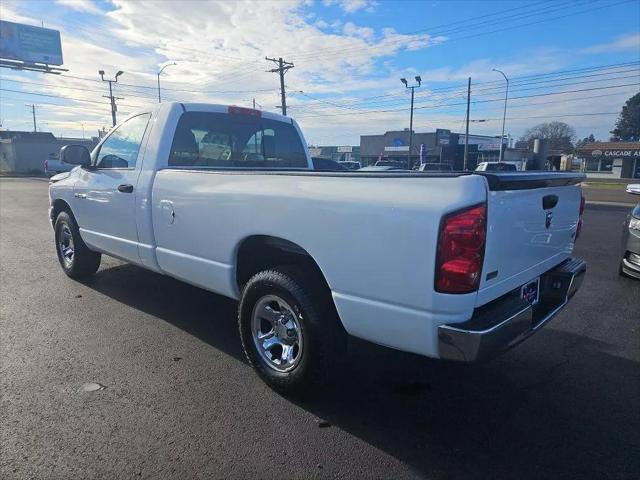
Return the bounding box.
[0,0,639,145]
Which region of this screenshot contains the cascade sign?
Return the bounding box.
[591,149,640,157]
[0,20,63,65]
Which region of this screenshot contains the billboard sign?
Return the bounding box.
[0,20,63,65]
[337,146,352,153]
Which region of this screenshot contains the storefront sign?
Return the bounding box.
[385,146,409,152]
[592,149,640,157]
[478,143,502,151]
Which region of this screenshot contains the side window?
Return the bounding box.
[96,114,151,169]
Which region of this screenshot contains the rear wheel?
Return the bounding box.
[238,267,345,395]
[54,211,101,279]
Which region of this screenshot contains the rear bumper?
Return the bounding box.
[438,257,586,362]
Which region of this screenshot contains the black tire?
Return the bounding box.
[238,266,345,395]
[54,210,101,279]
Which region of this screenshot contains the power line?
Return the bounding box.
[289,66,639,111]
[0,88,111,105]
[292,82,639,118]
[287,62,640,110]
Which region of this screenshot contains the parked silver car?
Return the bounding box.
[44,152,75,177]
[620,184,640,279]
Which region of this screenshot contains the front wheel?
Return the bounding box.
[238,267,345,395]
[54,211,101,279]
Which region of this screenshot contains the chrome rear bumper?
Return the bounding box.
[438,257,586,362]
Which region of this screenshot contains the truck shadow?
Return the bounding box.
[86,262,639,480]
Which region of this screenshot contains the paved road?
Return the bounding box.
[1,178,638,480]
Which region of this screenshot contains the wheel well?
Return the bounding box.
[235,235,330,293]
[52,199,72,220]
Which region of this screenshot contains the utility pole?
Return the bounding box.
[25,104,37,132]
[400,76,421,170]
[492,68,509,162]
[99,70,124,126]
[463,77,471,171]
[266,57,294,115]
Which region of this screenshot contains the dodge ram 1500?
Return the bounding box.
[49,103,586,393]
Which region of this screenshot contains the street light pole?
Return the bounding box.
[157,62,177,103]
[401,76,421,170]
[99,70,124,127]
[492,68,509,163]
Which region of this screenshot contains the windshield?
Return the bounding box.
[169,112,308,168]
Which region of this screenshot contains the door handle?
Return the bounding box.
[118,184,134,193]
[159,200,175,224]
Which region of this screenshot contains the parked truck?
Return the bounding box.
[49,103,586,394]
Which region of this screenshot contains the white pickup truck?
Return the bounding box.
[49,103,586,393]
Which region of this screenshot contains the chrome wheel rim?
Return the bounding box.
[251,295,304,373]
[58,224,74,268]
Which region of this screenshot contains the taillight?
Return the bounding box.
[228,106,261,117]
[435,203,487,294]
[576,194,585,240]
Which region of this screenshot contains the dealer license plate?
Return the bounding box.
[521,278,540,305]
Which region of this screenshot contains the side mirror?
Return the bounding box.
[626,184,640,195]
[60,145,91,167]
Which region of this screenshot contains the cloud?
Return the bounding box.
[1,0,629,143]
[1,0,438,137]
[581,33,640,54]
[343,22,374,40]
[323,0,377,13]
[55,0,103,14]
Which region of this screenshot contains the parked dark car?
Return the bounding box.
[375,160,407,169]
[311,157,349,171]
[359,165,406,171]
[339,161,361,170]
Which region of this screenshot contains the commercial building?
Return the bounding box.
[576,142,640,178]
[0,130,98,174]
[359,129,517,169]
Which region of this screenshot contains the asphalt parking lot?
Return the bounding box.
[1,177,638,480]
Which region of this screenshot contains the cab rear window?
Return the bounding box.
[168,112,307,169]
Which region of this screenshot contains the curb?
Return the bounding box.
[585,201,635,208]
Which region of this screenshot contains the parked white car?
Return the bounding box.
[49,103,586,394]
[475,161,519,171]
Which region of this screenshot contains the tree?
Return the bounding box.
[611,92,640,141]
[519,121,576,153]
[576,133,596,148]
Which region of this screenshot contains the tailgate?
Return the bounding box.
[476,172,584,307]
